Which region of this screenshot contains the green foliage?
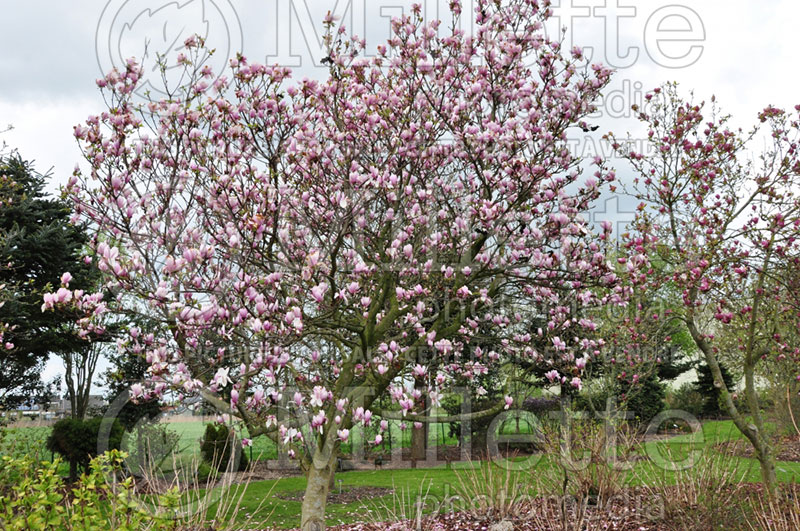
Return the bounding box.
[694,361,735,417]
[46,417,123,480]
[666,382,705,417]
[0,426,50,461]
[620,372,667,425]
[195,460,213,484]
[123,422,180,477]
[574,372,666,426]
[102,318,163,430]
[0,450,245,530]
[200,423,248,472]
[0,451,149,530]
[0,154,97,409]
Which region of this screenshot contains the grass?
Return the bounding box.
[150,414,467,463]
[4,418,800,528]
[211,420,800,528]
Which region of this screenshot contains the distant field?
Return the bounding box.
[1,411,533,466]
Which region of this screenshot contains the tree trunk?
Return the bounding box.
[410,376,427,462]
[687,319,778,494]
[410,422,427,462]
[301,447,338,530]
[69,461,78,483]
[329,464,337,491]
[743,357,778,493]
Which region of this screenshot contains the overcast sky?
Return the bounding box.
[1,0,798,392]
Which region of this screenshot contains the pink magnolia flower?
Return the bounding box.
[552,337,566,351]
[310,283,328,303]
[41,292,56,311]
[399,398,414,415]
[310,386,331,407]
[311,411,327,433]
[283,428,300,445]
[130,383,144,399]
[212,367,232,388]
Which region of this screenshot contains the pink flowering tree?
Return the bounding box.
[57,0,626,524]
[611,83,800,494]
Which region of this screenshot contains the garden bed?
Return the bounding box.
[716,434,800,462]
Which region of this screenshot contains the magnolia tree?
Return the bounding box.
[52,0,629,525]
[611,83,800,493]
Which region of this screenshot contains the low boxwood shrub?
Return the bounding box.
[46,417,124,481]
[200,423,248,472]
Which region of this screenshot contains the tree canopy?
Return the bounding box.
[49,1,633,525]
[0,154,96,409]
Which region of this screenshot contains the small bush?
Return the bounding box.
[666,383,704,417]
[521,396,561,415]
[573,374,666,427]
[0,450,269,530]
[0,426,49,461]
[620,373,666,425]
[46,417,124,481]
[0,451,149,530]
[636,440,750,529]
[200,423,248,472]
[124,422,180,477]
[195,461,214,484]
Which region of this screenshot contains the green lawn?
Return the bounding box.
[203,420,800,528]
[4,419,800,529]
[181,415,466,460]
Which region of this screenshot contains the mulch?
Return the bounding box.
[716,434,800,462]
[319,492,667,530]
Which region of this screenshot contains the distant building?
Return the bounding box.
[2,395,108,420]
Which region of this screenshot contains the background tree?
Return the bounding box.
[61,341,103,420]
[46,417,123,482]
[0,154,96,410]
[52,1,627,526]
[574,253,693,426]
[102,317,163,430]
[694,359,735,417]
[611,83,800,494]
